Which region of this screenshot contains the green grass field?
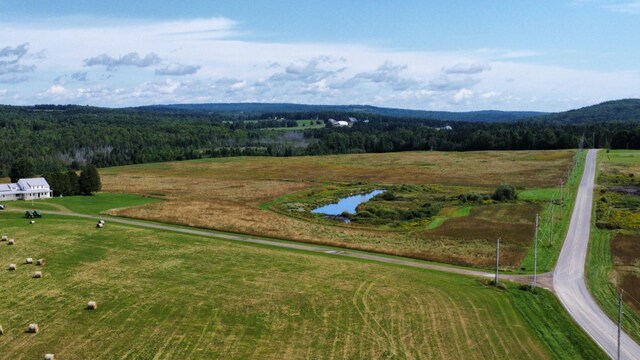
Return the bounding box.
[586,149,640,343]
[0,211,604,359]
[4,193,159,216]
[519,149,586,273]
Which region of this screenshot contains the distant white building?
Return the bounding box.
[0,177,53,201]
[327,119,349,127]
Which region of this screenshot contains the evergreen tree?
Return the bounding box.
[79,165,101,195]
[9,157,36,182]
[67,170,80,195]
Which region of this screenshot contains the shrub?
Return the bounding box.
[379,192,398,201]
[492,184,517,201]
[458,192,483,203]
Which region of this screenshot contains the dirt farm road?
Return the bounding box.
[20,148,636,358]
[554,149,640,359]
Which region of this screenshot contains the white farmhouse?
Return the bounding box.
[0,178,53,201]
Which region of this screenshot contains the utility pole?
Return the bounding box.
[549,203,555,246]
[560,179,564,220]
[495,238,500,286]
[618,289,624,360]
[532,214,538,289]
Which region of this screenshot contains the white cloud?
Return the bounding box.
[84,52,162,70]
[71,71,88,81]
[0,43,37,82]
[44,84,67,95]
[0,16,638,111]
[155,63,200,76]
[605,0,640,14]
[429,75,480,91]
[442,62,491,75]
[453,89,473,102]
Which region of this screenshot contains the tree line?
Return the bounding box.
[2,104,640,177]
[9,157,101,195]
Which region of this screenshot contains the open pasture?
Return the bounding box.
[98,150,574,269]
[0,212,603,359]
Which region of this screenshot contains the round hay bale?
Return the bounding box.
[25,258,33,264]
[8,264,16,271]
[36,258,45,266]
[33,271,42,279]
[1,235,7,241]
[87,301,97,310]
[99,219,105,224]
[28,323,39,333]
[0,325,4,335]
[29,220,35,224]
[44,354,56,360]
[8,239,14,245]
[96,223,104,228]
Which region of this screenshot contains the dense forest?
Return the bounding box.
[142,103,545,122]
[1,99,640,177]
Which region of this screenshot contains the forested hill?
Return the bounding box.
[2,100,640,177]
[139,103,545,123]
[530,99,640,124]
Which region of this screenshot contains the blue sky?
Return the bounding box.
[1,0,639,111]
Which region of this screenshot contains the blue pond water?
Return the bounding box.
[312,190,385,216]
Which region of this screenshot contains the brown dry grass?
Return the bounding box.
[622,275,640,312]
[612,234,640,267]
[425,204,542,267]
[100,150,572,268]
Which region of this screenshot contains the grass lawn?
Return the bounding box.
[0,211,605,359]
[98,150,576,270]
[519,149,586,273]
[2,193,158,216]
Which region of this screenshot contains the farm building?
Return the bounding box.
[0,178,53,201]
[328,119,350,127]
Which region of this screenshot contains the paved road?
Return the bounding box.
[554,149,640,359]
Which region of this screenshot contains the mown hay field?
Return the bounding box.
[98,150,574,269]
[0,212,604,359]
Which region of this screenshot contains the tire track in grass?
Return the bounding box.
[352,280,381,358]
[138,302,184,359]
[187,314,215,358]
[359,278,401,358]
[436,288,468,358]
[409,292,432,359]
[459,292,494,359]
[425,288,447,358]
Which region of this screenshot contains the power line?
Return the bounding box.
[620,287,640,308]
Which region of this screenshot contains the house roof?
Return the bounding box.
[0,177,51,196]
[17,177,50,189]
[0,183,19,193]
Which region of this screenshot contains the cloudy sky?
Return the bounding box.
[1,0,639,111]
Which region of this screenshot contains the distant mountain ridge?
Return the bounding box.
[138,103,546,123]
[531,99,640,124]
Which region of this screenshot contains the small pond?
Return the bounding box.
[312,189,385,216]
